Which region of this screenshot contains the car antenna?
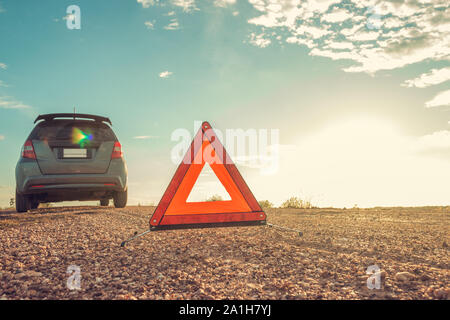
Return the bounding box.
[73,106,76,120]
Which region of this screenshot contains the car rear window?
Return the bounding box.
[29,120,117,142]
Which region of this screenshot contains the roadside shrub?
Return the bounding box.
[206,194,223,202]
[258,200,274,209]
[281,196,312,209]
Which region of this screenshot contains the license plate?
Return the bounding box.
[63,148,87,158]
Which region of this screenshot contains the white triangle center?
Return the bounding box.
[186,162,232,202]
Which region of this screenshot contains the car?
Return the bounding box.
[15,113,128,212]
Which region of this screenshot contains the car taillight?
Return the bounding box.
[111,141,123,159]
[22,140,36,159]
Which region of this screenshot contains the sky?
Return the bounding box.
[0,0,449,208]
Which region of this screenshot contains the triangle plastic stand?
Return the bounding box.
[150,121,266,230]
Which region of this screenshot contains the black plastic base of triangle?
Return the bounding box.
[150,220,266,231]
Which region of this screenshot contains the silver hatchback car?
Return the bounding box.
[15,113,128,212]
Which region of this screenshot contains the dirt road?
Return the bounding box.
[0,206,448,299]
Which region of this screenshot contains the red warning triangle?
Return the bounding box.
[150,121,266,230]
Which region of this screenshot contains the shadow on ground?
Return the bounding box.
[0,206,106,229]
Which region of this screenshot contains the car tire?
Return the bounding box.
[100,199,109,207]
[113,190,127,208]
[16,190,30,213]
[30,201,39,210]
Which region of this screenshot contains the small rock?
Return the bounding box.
[28,290,37,297]
[117,293,137,300]
[433,289,448,300]
[247,283,258,289]
[420,274,431,281]
[25,271,43,277]
[395,272,415,282]
[156,273,164,280]
[15,273,27,280]
[384,293,394,299]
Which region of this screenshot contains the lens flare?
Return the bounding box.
[72,128,93,147]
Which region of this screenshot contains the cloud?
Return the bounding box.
[249,32,271,48]
[322,7,353,23]
[402,67,450,88]
[345,30,380,42]
[0,80,8,87]
[325,41,355,50]
[144,20,155,29]
[137,0,197,12]
[171,0,197,12]
[214,0,236,7]
[0,96,32,109]
[164,18,180,30]
[233,153,279,175]
[133,135,159,139]
[166,11,176,16]
[309,46,361,61]
[0,62,6,70]
[298,25,332,39]
[416,130,450,150]
[159,70,173,78]
[286,36,315,48]
[244,0,450,75]
[137,0,157,8]
[0,135,4,140]
[425,89,450,108]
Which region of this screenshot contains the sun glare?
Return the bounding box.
[253,116,450,208]
[72,128,93,147]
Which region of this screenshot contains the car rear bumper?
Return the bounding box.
[23,182,123,202]
[16,158,127,195]
[24,177,124,194]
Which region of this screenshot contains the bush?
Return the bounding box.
[281,196,312,209]
[206,194,223,202]
[258,200,274,209]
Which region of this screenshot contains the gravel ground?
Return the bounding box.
[0,206,448,300]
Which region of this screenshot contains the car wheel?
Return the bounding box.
[16,190,30,213]
[113,190,127,208]
[30,201,39,210]
[100,199,109,207]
